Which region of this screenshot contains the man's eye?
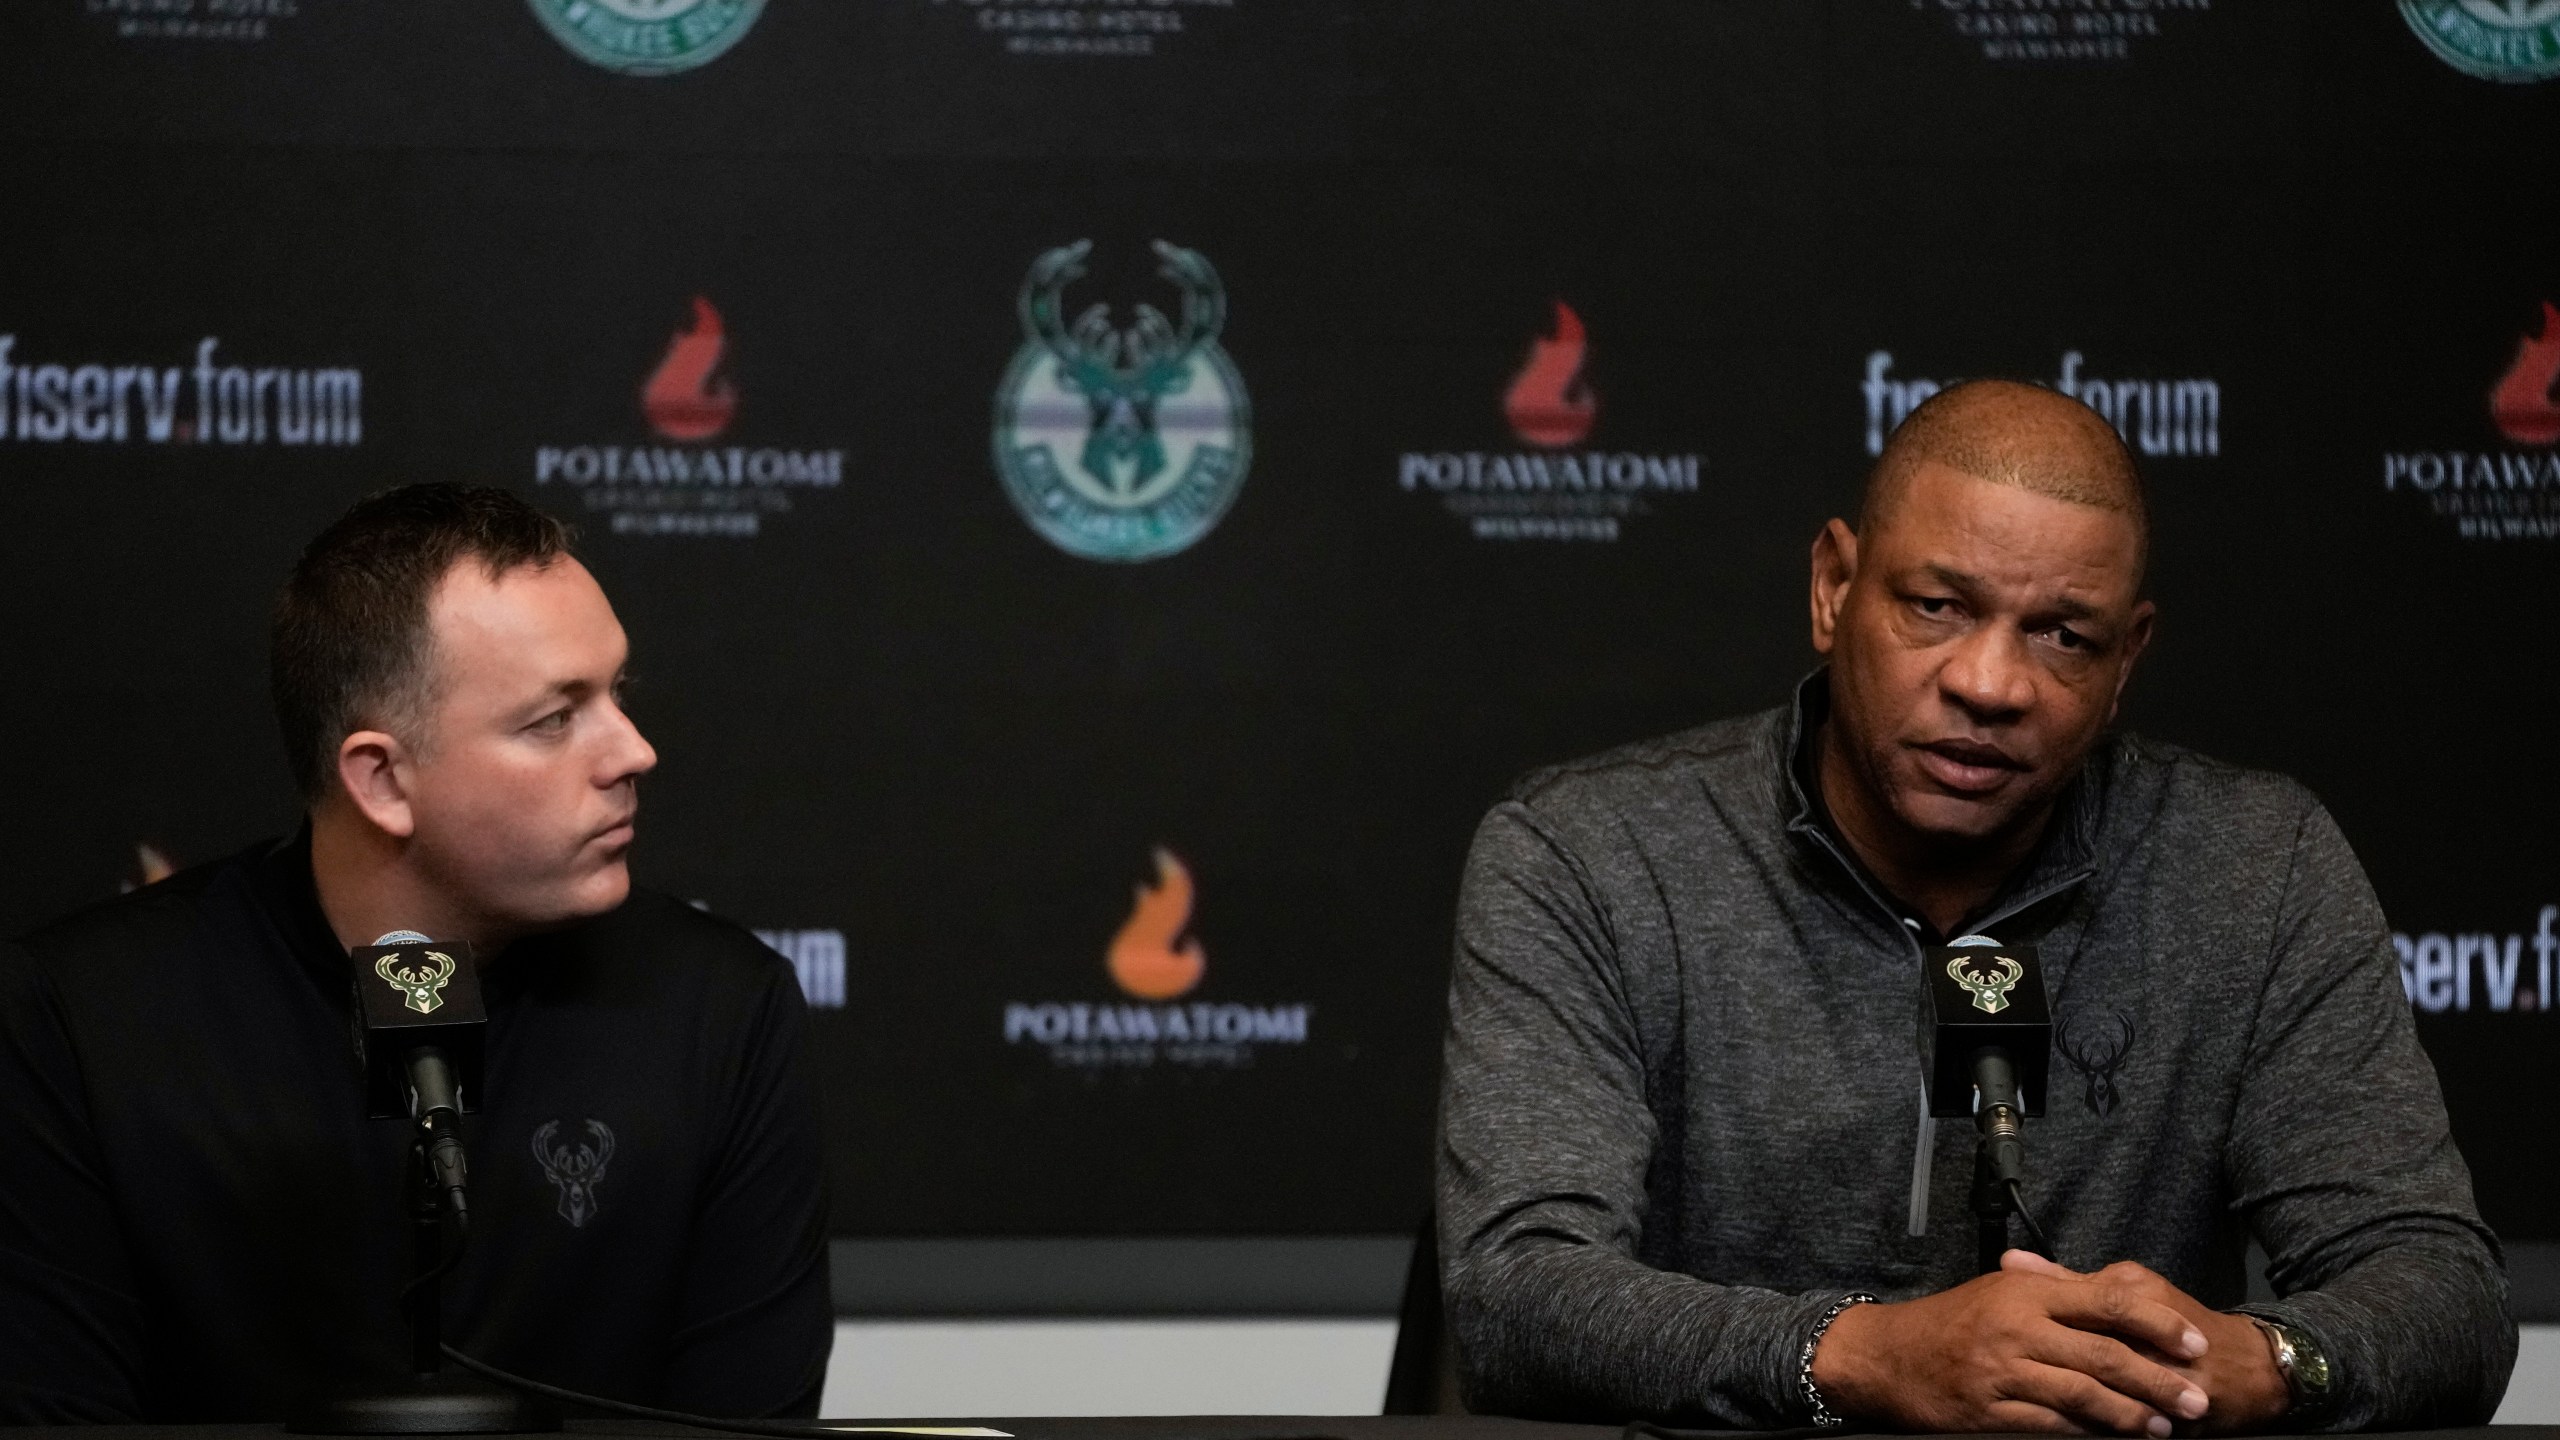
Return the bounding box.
[1914,596,1955,616]
[2050,627,2090,651]
[531,709,573,733]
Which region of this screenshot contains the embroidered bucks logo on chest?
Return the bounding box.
[2057,1006,2140,1117]
[1947,953,2025,1014]
[375,949,457,1014]
[533,1119,616,1228]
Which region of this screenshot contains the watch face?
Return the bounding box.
[2274,1321,2333,1400]
[2292,1334,2333,1394]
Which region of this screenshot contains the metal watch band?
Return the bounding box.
[1799,1292,1878,1428]
[2247,1314,2336,1423]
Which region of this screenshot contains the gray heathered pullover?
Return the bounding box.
[1437,677,2513,1429]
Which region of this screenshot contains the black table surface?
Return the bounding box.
[0,1420,2553,1440]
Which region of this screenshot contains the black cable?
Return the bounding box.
[441,1342,1355,1440]
[398,1188,470,1316]
[396,1240,462,1313]
[407,1169,1352,1440]
[437,1347,870,1440]
[412,1215,865,1440]
[398,1205,803,1438]
[2005,1178,2053,1258]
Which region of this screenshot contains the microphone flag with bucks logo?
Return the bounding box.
[1919,943,2053,1119]
[349,939,490,1122]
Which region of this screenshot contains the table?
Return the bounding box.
[0,1420,2552,1440]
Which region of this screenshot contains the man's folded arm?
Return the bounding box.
[661,963,834,1418]
[1438,803,1851,1424]
[2227,801,2515,1431]
[0,940,149,1424]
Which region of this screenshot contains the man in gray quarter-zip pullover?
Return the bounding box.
[1438,381,2511,1434]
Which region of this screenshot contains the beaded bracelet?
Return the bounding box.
[1798,1292,1878,1428]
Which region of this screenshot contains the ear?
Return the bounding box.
[2107,599,2158,723]
[335,729,418,839]
[1809,518,1859,657]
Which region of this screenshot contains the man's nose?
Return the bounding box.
[1938,624,2037,721]
[599,700,659,784]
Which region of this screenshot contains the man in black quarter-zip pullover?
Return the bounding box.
[1438,381,2511,1434]
[0,485,830,1423]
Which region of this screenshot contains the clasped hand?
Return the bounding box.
[1807,1250,2289,1435]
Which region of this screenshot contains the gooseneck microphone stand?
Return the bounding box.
[292,932,559,1435]
[289,1058,559,1434]
[1926,938,2057,1276]
[1967,1044,2051,1275]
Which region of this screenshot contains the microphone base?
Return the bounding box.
[287,1375,563,1435]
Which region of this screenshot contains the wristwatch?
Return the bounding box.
[2247,1315,2335,1423]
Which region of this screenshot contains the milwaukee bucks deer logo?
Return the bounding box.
[375,950,457,1015]
[1947,954,2025,1014]
[532,1119,616,1228]
[993,239,1251,562]
[2058,1007,2139,1117]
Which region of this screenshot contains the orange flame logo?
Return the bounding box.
[641,295,738,442]
[120,843,176,894]
[2491,300,2560,447]
[1504,300,1597,449]
[1107,848,1207,1001]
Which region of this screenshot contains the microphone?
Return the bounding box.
[293,933,557,1434]
[1921,937,2053,1264]
[350,931,486,1224]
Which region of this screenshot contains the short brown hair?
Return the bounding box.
[271,484,573,802]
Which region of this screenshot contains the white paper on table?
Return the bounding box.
[824,1414,1013,1424]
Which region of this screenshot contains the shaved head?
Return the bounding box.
[1809,374,2158,933]
[1862,379,2148,577]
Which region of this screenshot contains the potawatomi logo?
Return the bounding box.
[1002,848,1311,1069]
[1399,301,1703,543]
[89,0,306,44]
[2379,300,2560,541]
[528,0,766,76]
[121,842,178,895]
[642,296,739,441]
[1901,0,2216,65]
[532,296,845,538]
[923,0,1249,59]
[2492,300,2560,444]
[2400,1,2560,82]
[1506,301,1598,448]
[1107,848,1207,1001]
[994,240,1250,563]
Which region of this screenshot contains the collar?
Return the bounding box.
[1778,667,2102,940]
[241,823,539,1004]
[245,822,354,985]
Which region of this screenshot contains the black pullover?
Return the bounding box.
[0,831,832,1423]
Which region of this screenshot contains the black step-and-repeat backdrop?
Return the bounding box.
[1,2,2553,1243]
